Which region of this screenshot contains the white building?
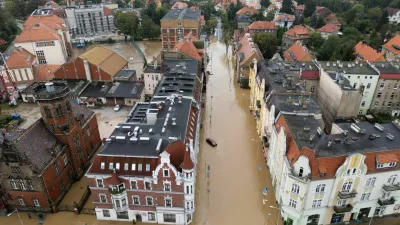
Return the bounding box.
[143,62,163,96]
[268,114,400,225]
[387,8,400,24]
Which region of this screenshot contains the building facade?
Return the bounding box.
[282,25,310,48]
[248,21,278,36]
[387,7,400,24]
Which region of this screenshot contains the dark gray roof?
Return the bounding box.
[98,96,195,157]
[115,69,137,80]
[105,81,144,99]
[80,82,112,98]
[315,122,400,157]
[236,14,252,23]
[370,62,400,74]
[15,119,64,172]
[267,93,321,115]
[70,100,94,122]
[154,75,196,97]
[63,79,89,97]
[162,59,198,76]
[161,8,201,21]
[319,61,379,75]
[144,65,162,73]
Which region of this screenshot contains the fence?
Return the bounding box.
[57,204,75,212]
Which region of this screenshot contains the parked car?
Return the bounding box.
[206,138,217,147]
[114,104,121,111]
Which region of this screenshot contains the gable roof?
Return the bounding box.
[249,21,277,30]
[34,64,62,81]
[275,13,295,22]
[171,1,188,9]
[173,41,202,61]
[15,15,66,43]
[284,25,311,38]
[40,0,60,8]
[237,34,261,66]
[316,23,340,33]
[384,34,400,57]
[6,47,35,69]
[354,41,385,62]
[283,41,313,62]
[386,7,400,16]
[78,46,128,77]
[247,2,260,8]
[236,7,258,15]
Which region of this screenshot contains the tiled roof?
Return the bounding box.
[24,15,66,31]
[268,4,278,10]
[6,47,35,69]
[283,41,313,62]
[275,13,295,22]
[296,5,304,10]
[165,141,186,171]
[376,153,399,164]
[180,147,194,169]
[237,34,261,66]
[15,15,66,43]
[236,7,258,15]
[79,46,128,77]
[316,23,340,33]
[248,21,277,30]
[103,7,112,15]
[354,41,385,62]
[173,41,202,61]
[384,34,400,57]
[246,2,260,8]
[171,1,188,9]
[386,7,400,16]
[284,25,311,38]
[106,170,124,185]
[34,64,61,81]
[0,39,7,45]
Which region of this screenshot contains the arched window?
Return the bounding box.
[299,167,304,177]
[388,175,398,185]
[291,183,300,194]
[341,181,353,192]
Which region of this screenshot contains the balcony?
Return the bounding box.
[383,183,400,192]
[338,191,357,199]
[378,197,395,206]
[333,204,353,213]
[109,187,126,196]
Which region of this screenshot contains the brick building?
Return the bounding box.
[161,9,201,50]
[248,21,278,36]
[0,81,101,213]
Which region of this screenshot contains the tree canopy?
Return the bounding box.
[253,33,278,59]
[280,0,294,14]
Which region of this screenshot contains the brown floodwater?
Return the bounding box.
[192,39,282,225]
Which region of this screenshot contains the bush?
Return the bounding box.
[0,115,12,128]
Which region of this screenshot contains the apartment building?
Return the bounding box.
[316,24,340,39]
[65,5,116,37]
[382,34,400,62]
[369,62,400,116]
[248,21,278,36]
[387,7,400,24]
[268,115,400,225]
[282,25,311,48]
[160,9,201,50]
[0,81,101,212]
[14,15,70,65]
[235,34,262,88]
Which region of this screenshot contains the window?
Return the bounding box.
[352,168,357,175]
[291,184,300,194]
[338,199,347,207]
[382,192,390,199]
[186,186,190,194]
[109,163,114,170]
[11,166,21,173]
[51,41,55,45]
[131,163,136,171]
[100,194,107,203]
[389,162,397,167]
[164,214,176,222]
[138,164,142,171]
[10,180,17,189]
[289,199,297,208]
[380,83,385,88]
[310,86,315,92]
[148,212,155,221]
[382,101,386,108]
[315,184,326,193]
[103,210,110,217]
[145,164,150,172]
[36,50,44,56]
[39,59,47,64]
[164,169,169,177]
[100,162,105,170]
[33,198,40,207]
[191,185,193,194]
[122,198,127,206]
[165,198,172,207]
[54,161,60,174]
[19,179,26,190]
[115,199,121,207]
[377,92,382,98]
[389,102,393,107]
[133,196,140,205]
[146,196,153,205]
[377,163,384,168]
[17,197,25,206]
[361,193,371,201]
[164,183,171,192]
[299,167,304,177]
[145,181,151,190]
[361,101,366,107]
[367,83,371,89]
[395,83,399,89]
[155,75,158,81]
[96,179,104,188]
[387,175,398,185]
[391,93,395,99]
[74,135,80,147]
[341,181,353,192]
[312,199,322,208]
[62,153,68,165]
[35,42,40,47]
[26,179,34,190]
[365,177,376,187]
[124,163,128,171]
[116,163,120,170]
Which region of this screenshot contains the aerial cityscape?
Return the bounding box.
[0,0,399,225]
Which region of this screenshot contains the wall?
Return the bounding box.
[370,78,400,115]
[144,72,162,95]
[15,40,66,65]
[7,67,34,84]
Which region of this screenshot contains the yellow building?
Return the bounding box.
[249,58,266,139]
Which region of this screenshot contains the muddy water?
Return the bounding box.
[192,40,281,225]
[136,40,162,63]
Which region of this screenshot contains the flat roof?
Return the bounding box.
[261,60,306,92]
[268,93,321,115]
[284,114,323,151]
[161,8,201,21]
[319,61,379,75]
[105,81,144,99]
[115,69,136,80]
[80,82,112,98]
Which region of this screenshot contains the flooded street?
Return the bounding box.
[192,40,281,225]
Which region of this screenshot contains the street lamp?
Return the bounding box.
[270,205,281,225]
[7,208,24,225]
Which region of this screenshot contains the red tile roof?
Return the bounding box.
[34,64,61,81]
[380,74,400,79]
[248,21,277,30]
[0,39,7,45]
[181,148,194,169]
[173,41,202,61]
[384,34,400,57]
[165,141,186,170]
[283,41,313,62]
[105,170,124,185]
[16,15,66,43]
[237,34,261,66]
[301,70,320,79]
[246,2,260,8]
[354,41,385,62]
[316,23,340,33]
[6,47,35,69]
[103,7,112,16]
[377,153,399,164]
[296,5,305,10]
[275,13,295,22]
[171,2,188,9]
[236,7,258,15]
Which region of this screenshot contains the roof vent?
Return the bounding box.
[344,130,348,136]
[386,133,394,141]
[350,123,361,133]
[172,118,177,126]
[116,136,126,141]
[161,127,166,133]
[304,126,310,131]
[310,134,316,141]
[130,137,138,143]
[140,137,150,142]
[327,140,333,147]
[122,125,131,131]
[105,138,111,143]
[360,129,367,134]
[374,123,384,132]
[149,128,153,134]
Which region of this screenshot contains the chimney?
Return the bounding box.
[45,82,55,92]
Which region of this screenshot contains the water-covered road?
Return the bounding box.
[192,39,281,225]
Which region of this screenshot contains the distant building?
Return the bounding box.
[283,41,313,62]
[246,2,261,10]
[354,42,386,62]
[382,34,400,62]
[313,6,341,27]
[295,4,304,16]
[274,14,295,29]
[236,14,252,29]
[171,2,187,9]
[235,34,262,88]
[386,7,400,24]
[282,25,310,47]
[160,9,201,50]
[236,6,258,16]
[248,21,278,36]
[316,23,340,39]
[39,1,60,9]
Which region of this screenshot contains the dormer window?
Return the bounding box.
[299,167,304,177]
[377,163,384,168]
[389,162,397,167]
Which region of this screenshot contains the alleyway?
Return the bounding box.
[191,39,281,225]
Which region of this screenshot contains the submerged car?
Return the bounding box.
[206,138,217,147]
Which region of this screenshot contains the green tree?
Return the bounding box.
[253,33,278,59]
[368,30,382,49]
[307,32,324,50]
[310,12,317,27]
[115,12,139,37]
[280,0,293,14]
[116,0,125,8]
[4,1,15,18]
[207,19,218,33]
[266,11,275,21]
[304,0,315,18]
[260,0,270,8]
[133,0,145,8]
[317,35,340,60]
[0,8,19,52]
[11,0,26,19]
[140,16,161,39]
[277,26,287,46]
[26,0,46,16]
[315,17,325,28]
[368,7,382,22]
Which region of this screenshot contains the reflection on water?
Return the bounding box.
[193,40,281,225]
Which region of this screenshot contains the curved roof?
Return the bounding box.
[165,140,186,171]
